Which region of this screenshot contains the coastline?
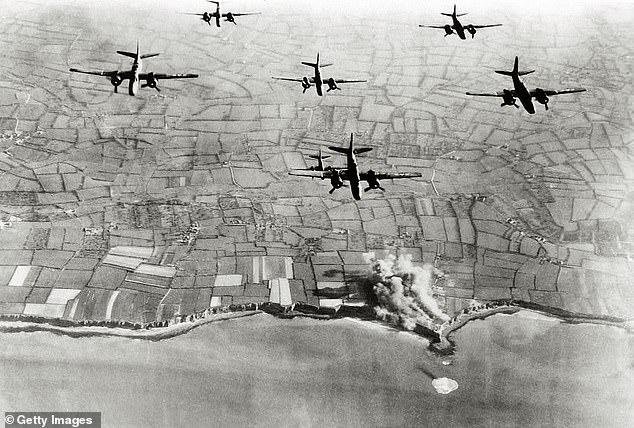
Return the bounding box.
[0,311,262,341]
[432,301,632,353]
[0,300,630,347]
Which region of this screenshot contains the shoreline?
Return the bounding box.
[0,311,262,341]
[431,301,632,353]
[0,300,630,347]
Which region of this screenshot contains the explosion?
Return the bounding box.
[365,252,450,330]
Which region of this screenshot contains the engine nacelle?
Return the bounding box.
[301,77,311,93]
[534,88,549,110]
[366,170,380,189]
[443,24,453,36]
[141,73,161,92]
[330,170,344,189]
[110,74,122,88]
[225,12,235,23]
[146,73,158,89]
[202,12,211,21]
[326,77,339,92]
[465,25,477,38]
[364,170,385,192]
[501,89,517,108]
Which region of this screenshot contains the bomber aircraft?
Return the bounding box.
[466,56,587,114]
[182,1,260,27]
[419,4,502,39]
[273,53,366,96]
[289,134,422,200]
[304,148,331,171]
[69,41,198,96]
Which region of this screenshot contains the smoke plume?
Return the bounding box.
[365,253,449,330]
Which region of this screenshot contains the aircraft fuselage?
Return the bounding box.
[313,67,323,96]
[512,75,535,114]
[348,157,361,199]
[452,16,467,39]
[129,60,141,96]
[346,148,361,200]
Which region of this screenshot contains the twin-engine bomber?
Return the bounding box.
[69,41,199,96]
[289,134,422,200]
[466,56,586,114]
[273,53,366,96]
[182,1,260,27]
[419,4,502,39]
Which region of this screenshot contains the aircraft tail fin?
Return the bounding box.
[302,52,326,69]
[329,134,353,154]
[442,4,467,17]
[118,41,141,60]
[495,56,533,77]
[140,53,160,59]
[329,134,373,155]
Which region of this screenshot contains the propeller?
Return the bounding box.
[301,77,311,93]
[141,74,161,92]
[364,170,385,192]
[329,183,347,194]
[110,74,122,93]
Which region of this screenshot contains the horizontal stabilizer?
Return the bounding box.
[301,62,317,68]
[116,50,137,59]
[308,154,330,159]
[353,147,373,155]
[141,53,160,59]
[328,146,349,154]
[495,69,535,76]
[443,5,466,18]
[495,56,532,77]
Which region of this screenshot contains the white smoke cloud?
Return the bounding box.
[365,252,450,330]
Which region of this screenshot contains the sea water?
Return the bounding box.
[0,312,632,427]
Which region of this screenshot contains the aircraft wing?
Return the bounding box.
[418,25,447,29]
[469,24,503,29]
[359,171,422,180]
[273,77,316,83]
[530,88,586,96]
[223,13,261,17]
[139,73,199,80]
[181,13,205,16]
[466,91,509,97]
[272,77,303,82]
[69,68,120,77]
[325,79,367,84]
[288,170,335,179]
